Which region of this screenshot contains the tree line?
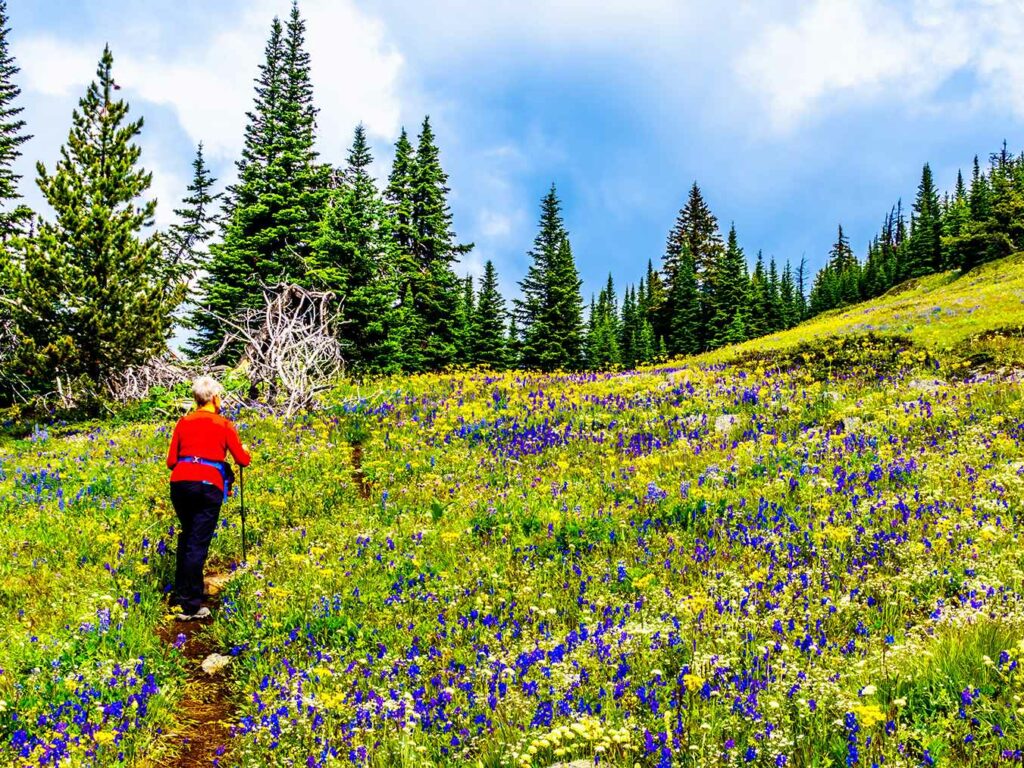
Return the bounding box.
[0,0,1019,412]
[809,151,1024,314]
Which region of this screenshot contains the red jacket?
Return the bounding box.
[167,409,251,491]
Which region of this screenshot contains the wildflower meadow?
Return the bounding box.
[4,259,1024,767]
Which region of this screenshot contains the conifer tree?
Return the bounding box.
[390,284,423,373]
[747,251,768,339]
[942,169,971,266]
[453,274,475,365]
[548,235,585,369]
[779,261,797,329]
[723,310,747,345]
[619,285,636,367]
[516,185,583,371]
[661,182,724,351]
[642,259,666,344]
[664,182,724,280]
[0,0,30,241]
[403,116,472,371]
[907,163,942,276]
[765,257,783,333]
[8,47,176,398]
[585,274,620,370]
[707,224,749,348]
[794,255,809,321]
[472,260,508,368]
[385,128,416,263]
[164,143,220,292]
[192,4,327,358]
[506,315,522,369]
[667,245,701,356]
[308,124,398,373]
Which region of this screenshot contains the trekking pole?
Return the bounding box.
[239,465,248,565]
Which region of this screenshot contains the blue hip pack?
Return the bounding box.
[176,456,235,502]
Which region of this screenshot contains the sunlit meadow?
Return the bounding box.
[4,258,1024,767]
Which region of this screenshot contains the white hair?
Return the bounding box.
[192,375,224,406]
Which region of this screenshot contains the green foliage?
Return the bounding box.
[191,5,329,359]
[0,0,30,240]
[472,260,509,368]
[162,143,220,292]
[516,185,585,371]
[5,46,178,403]
[309,124,399,375]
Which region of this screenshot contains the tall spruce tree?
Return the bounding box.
[667,244,701,355]
[907,163,942,276]
[661,182,724,353]
[779,261,797,329]
[385,128,416,264]
[308,124,398,374]
[192,4,327,358]
[472,260,508,368]
[0,0,29,241]
[707,224,749,348]
[8,47,176,398]
[516,185,580,370]
[747,251,768,339]
[453,274,475,365]
[585,274,620,370]
[403,116,472,371]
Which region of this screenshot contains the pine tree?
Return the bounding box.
[664,182,724,280]
[453,274,475,365]
[164,143,220,292]
[707,224,749,348]
[0,0,29,241]
[390,284,423,373]
[547,235,585,369]
[765,257,783,333]
[723,310,747,345]
[747,251,768,339]
[794,255,809,321]
[667,244,701,356]
[192,5,327,358]
[516,184,584,371]
[809,225,861,314]
[7,47,176,399]
[585,274,620,370]
[619,285,637,367]
[661,182,724,352]
[779,261,797,329]
[385,128,416,263]
[506,315,522,369]
[906,163,942,277]
[308,124,398,374]
[404,116,472,371]
[472,260,508,369]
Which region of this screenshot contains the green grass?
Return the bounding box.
[705,252,1024,367]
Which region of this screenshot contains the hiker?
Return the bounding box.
[166,376,251,620]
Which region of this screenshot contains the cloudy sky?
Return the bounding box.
[10,0,1024,299]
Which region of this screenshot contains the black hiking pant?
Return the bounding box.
[170,481,223,614]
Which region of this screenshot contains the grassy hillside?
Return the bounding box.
[709,252,1024,367]
[4,260,1024,766]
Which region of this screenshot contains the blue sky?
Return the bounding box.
[9,0,1024,301]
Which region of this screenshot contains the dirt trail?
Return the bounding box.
[155,571,236,767]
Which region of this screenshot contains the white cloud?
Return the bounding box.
[478,209,513,238]
[16,0,404,161]
[13,0,406,238]
[735,0,1024,132]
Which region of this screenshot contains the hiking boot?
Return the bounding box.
[175,606,211,621]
